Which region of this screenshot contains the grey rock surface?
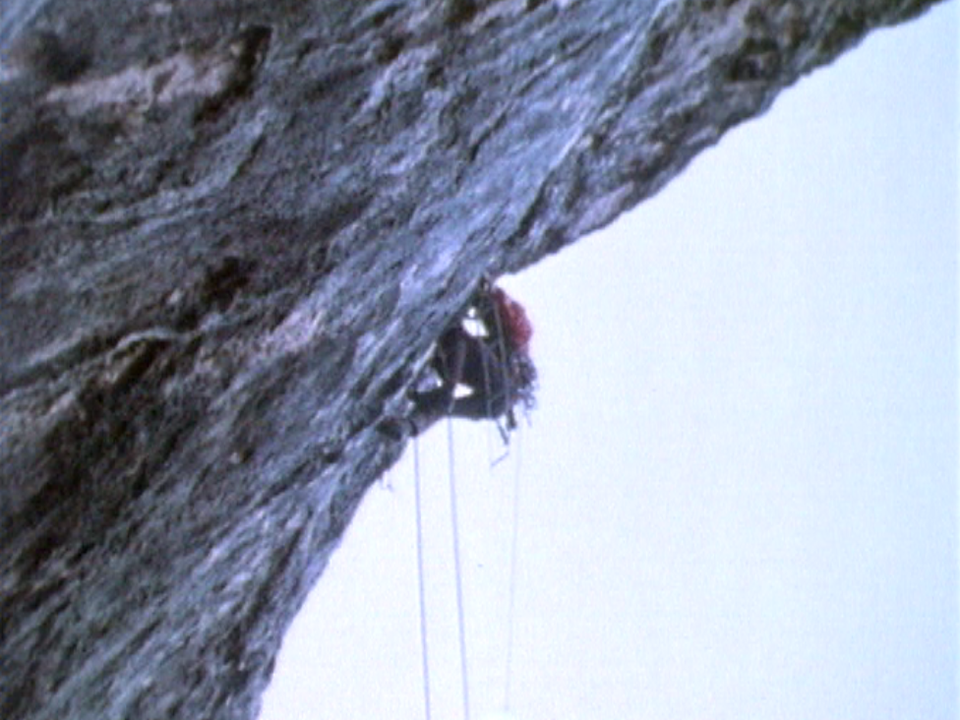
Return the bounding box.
[0,0,945,718]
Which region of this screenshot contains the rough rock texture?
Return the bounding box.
[0,0,944,718]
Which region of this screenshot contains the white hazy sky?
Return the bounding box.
[261,5,958,720]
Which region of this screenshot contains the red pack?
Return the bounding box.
[490,286,533,353]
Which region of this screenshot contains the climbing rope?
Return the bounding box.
[502,429,523,712]
[447,417,472,720]
[413,439,433,720]
[410,280,534,720]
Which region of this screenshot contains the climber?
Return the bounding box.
[407,280,537,435]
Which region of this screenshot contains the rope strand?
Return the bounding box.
[413,439,433,720]
[447,418,472,720]
[502,428,523,711]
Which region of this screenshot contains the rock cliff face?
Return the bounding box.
[0,0,944,718]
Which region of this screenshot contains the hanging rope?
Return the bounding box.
[502,430,523,712]
[447,417,472,720]
[482,286,521,710]
[413,439,433,720]
[406,280,535,720]
[481,281,526,712]
[488,285,516,442]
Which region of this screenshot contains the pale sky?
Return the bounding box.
[260,5,958,720]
